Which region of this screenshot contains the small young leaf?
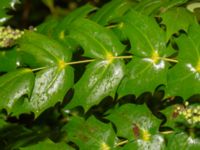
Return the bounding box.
[62,116,116,150]
[67,59,125,111]
[106,104,161,140]
[166,25,200,99]
[160,7,197,40]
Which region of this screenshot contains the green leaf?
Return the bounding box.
[68,18,125,59]
[166,25,200,99]
[20,139,73,150]
[9,31,74,116]
[160,7,197,41]
[67,59,125,111]
[0,69,34,113]
[0,0,20,24]
[0,49,19,72]
[18,31,71,68]
[133,0,168,15]
[122,10,166,57]
[62,116,116,150]
[118,57,169,97]
[27,66,73,117]
[117,135,165,150]
[53,4,96,39]
[118,10,172,97]
[166,132,200,150]
[106,104,161,140]
[91,0,133,25]
[133,0,188,15]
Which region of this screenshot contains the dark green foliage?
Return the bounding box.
[1,0,200,149]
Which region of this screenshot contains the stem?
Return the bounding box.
[30,55,178,72]
[116,140,129,147]
[159,57,178,63]
[66,59,95,65]
[32,66,49,72]
[114,55,133,59]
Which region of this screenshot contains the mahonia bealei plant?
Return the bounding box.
[1,0,200,149]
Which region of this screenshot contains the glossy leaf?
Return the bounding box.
[68,18,125,59]
[16,31,74,116]
[166,25,200,99]
[161,7,197,40]
[62,116,116,150]
[118,57,169,97]
[118,10,172,97]
[106,104,161,140]
[28,66,73,117]
[18,31,71,68]
[92,0,133,25]
[166,132,200,150]
[20,139,73,150]
[117,135,165,150]
[67,59,125,111]
[0,69,34,113]
[121,10,166,57]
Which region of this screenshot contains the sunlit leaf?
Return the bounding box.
[67,59,125,111]
[0,69,34,113]
[118,10,172,97]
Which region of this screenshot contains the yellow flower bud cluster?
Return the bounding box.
[175,102,200,125]
[0,26,24,48]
